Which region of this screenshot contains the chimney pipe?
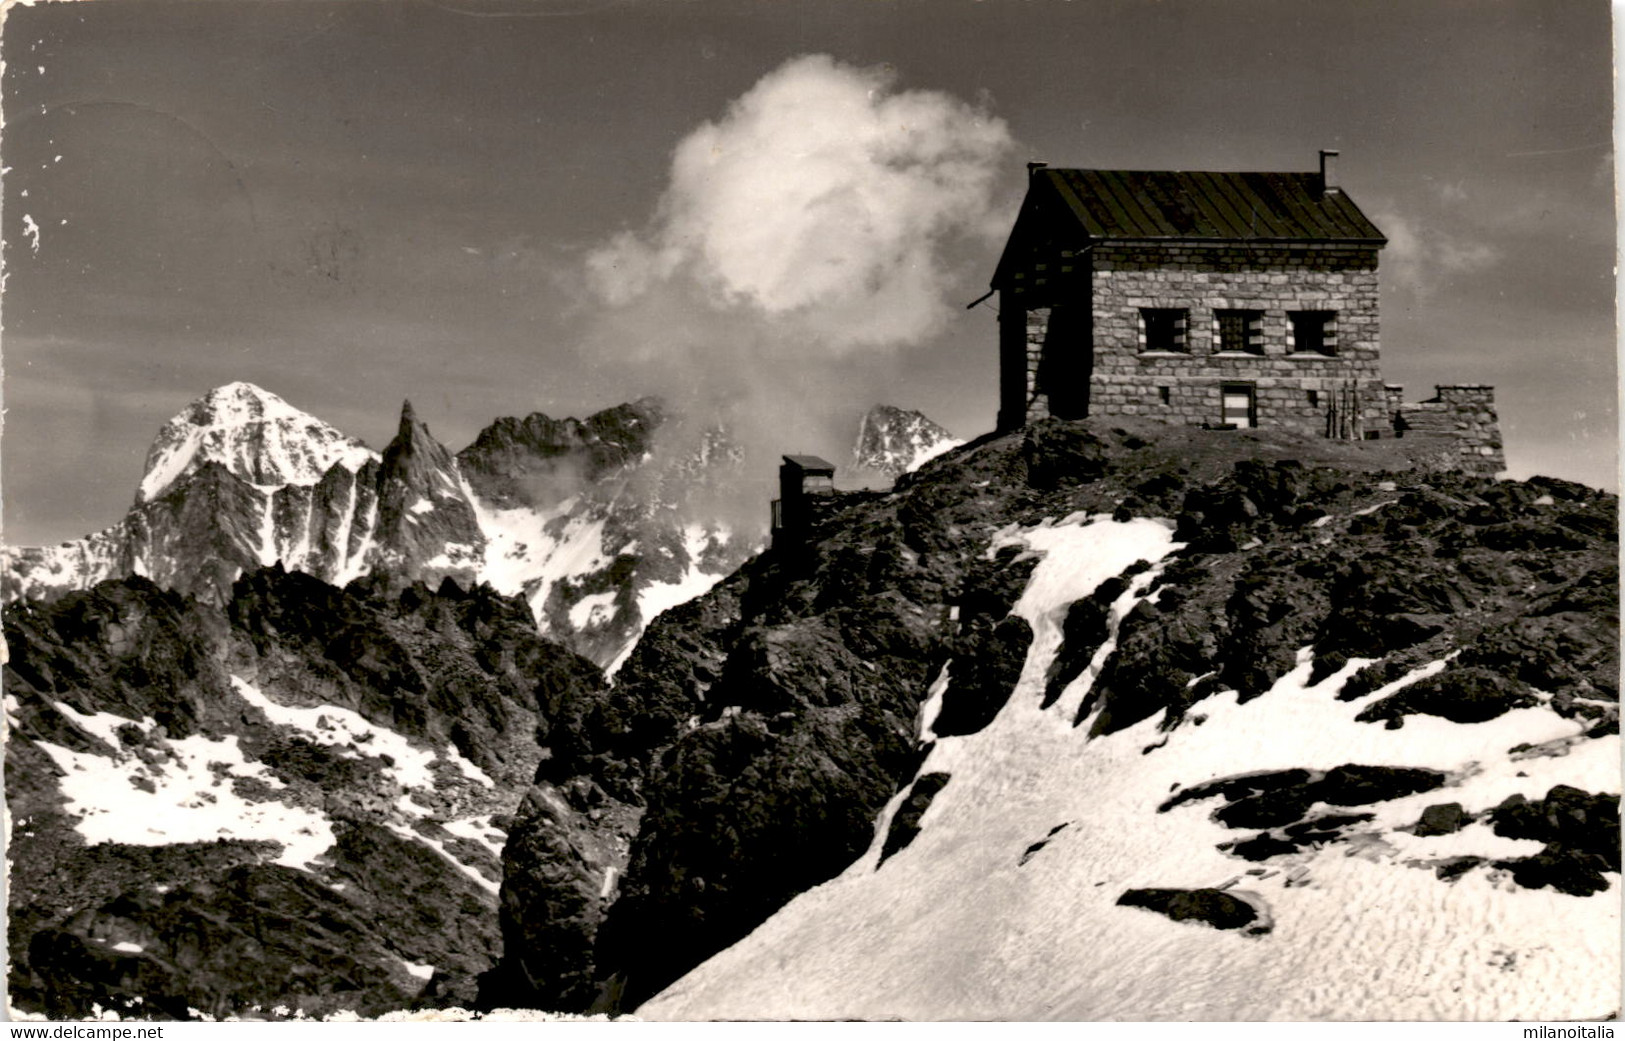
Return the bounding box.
[1027,161,1048,179]
[1319,149,1341,195]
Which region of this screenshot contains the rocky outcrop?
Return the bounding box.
[878,773,951,865]
[457,398,664,511]
[1116,888,1270,934]
[367,401,485,592]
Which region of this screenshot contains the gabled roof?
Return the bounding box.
[1033,168,1386,244]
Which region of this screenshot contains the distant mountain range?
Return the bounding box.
[5,386,960,671]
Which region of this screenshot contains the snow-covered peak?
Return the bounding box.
[852,405,962,478]
[136,382,378,503]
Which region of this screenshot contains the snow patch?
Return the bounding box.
[230,676,486,789]
[570,591,619,630]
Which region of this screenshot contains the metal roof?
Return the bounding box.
[1038,168,1386,244]
[782,454,836,473]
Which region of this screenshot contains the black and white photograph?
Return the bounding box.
[0,0,1618,1024]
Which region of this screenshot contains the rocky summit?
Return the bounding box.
[850,404,963,478]
[5,414,1618,1021]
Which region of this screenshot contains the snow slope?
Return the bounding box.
[642,513,1620,1021]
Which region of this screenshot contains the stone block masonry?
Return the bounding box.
[1016,242,1390,434]
[1395,385,1506,476]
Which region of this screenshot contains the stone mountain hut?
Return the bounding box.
[988,152,1504,473]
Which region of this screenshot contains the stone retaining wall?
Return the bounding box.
[1394,385,1506,476]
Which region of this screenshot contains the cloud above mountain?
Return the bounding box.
[586,54,1013,356]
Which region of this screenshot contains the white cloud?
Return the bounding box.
[586,54,1013,355]
[1372,207,1500,300]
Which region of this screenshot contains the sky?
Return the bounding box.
[1,0,1615,546]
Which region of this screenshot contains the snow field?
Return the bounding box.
[35,724,336,870]
[642,514,1620,1021]
[462,483,616,621]
[30,676,510,879]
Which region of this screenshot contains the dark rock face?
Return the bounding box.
[1117,888,1268,934]
[1412,803,1470,837]
[367,401,486,593]
[1081,458,1617,740]
[1167,765,1445,857]
[480,784,633,1013]
[1043,575,1129,708]
[5,570,604,1019]
[1356,666,1538,725]
[457,399,664,511]
[879,773,952,865]
[933,549,1036,738]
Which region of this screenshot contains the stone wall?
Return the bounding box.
[1394,385,1506,476]
[1019,306,1051,422]
[1092,242,1386,432]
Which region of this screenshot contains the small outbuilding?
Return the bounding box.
[771,455,837,548]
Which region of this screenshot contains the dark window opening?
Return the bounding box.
[1141,308,1188,352]
[1215,309,1264,354]
[1158,386,1171,405]
[1290,311,1337,356]
[1307,389,1320,407]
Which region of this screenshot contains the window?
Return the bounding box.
[1307,389,1320,407]
[1215,309,1264,354]
[1141,308,1188,352]
[1221,383,1256,429]
[1290,311,1337,355]
[1158,386,1171,405]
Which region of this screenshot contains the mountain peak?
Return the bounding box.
[852,404,962,478]
[136,383,378,504]
[400,398,418,426]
